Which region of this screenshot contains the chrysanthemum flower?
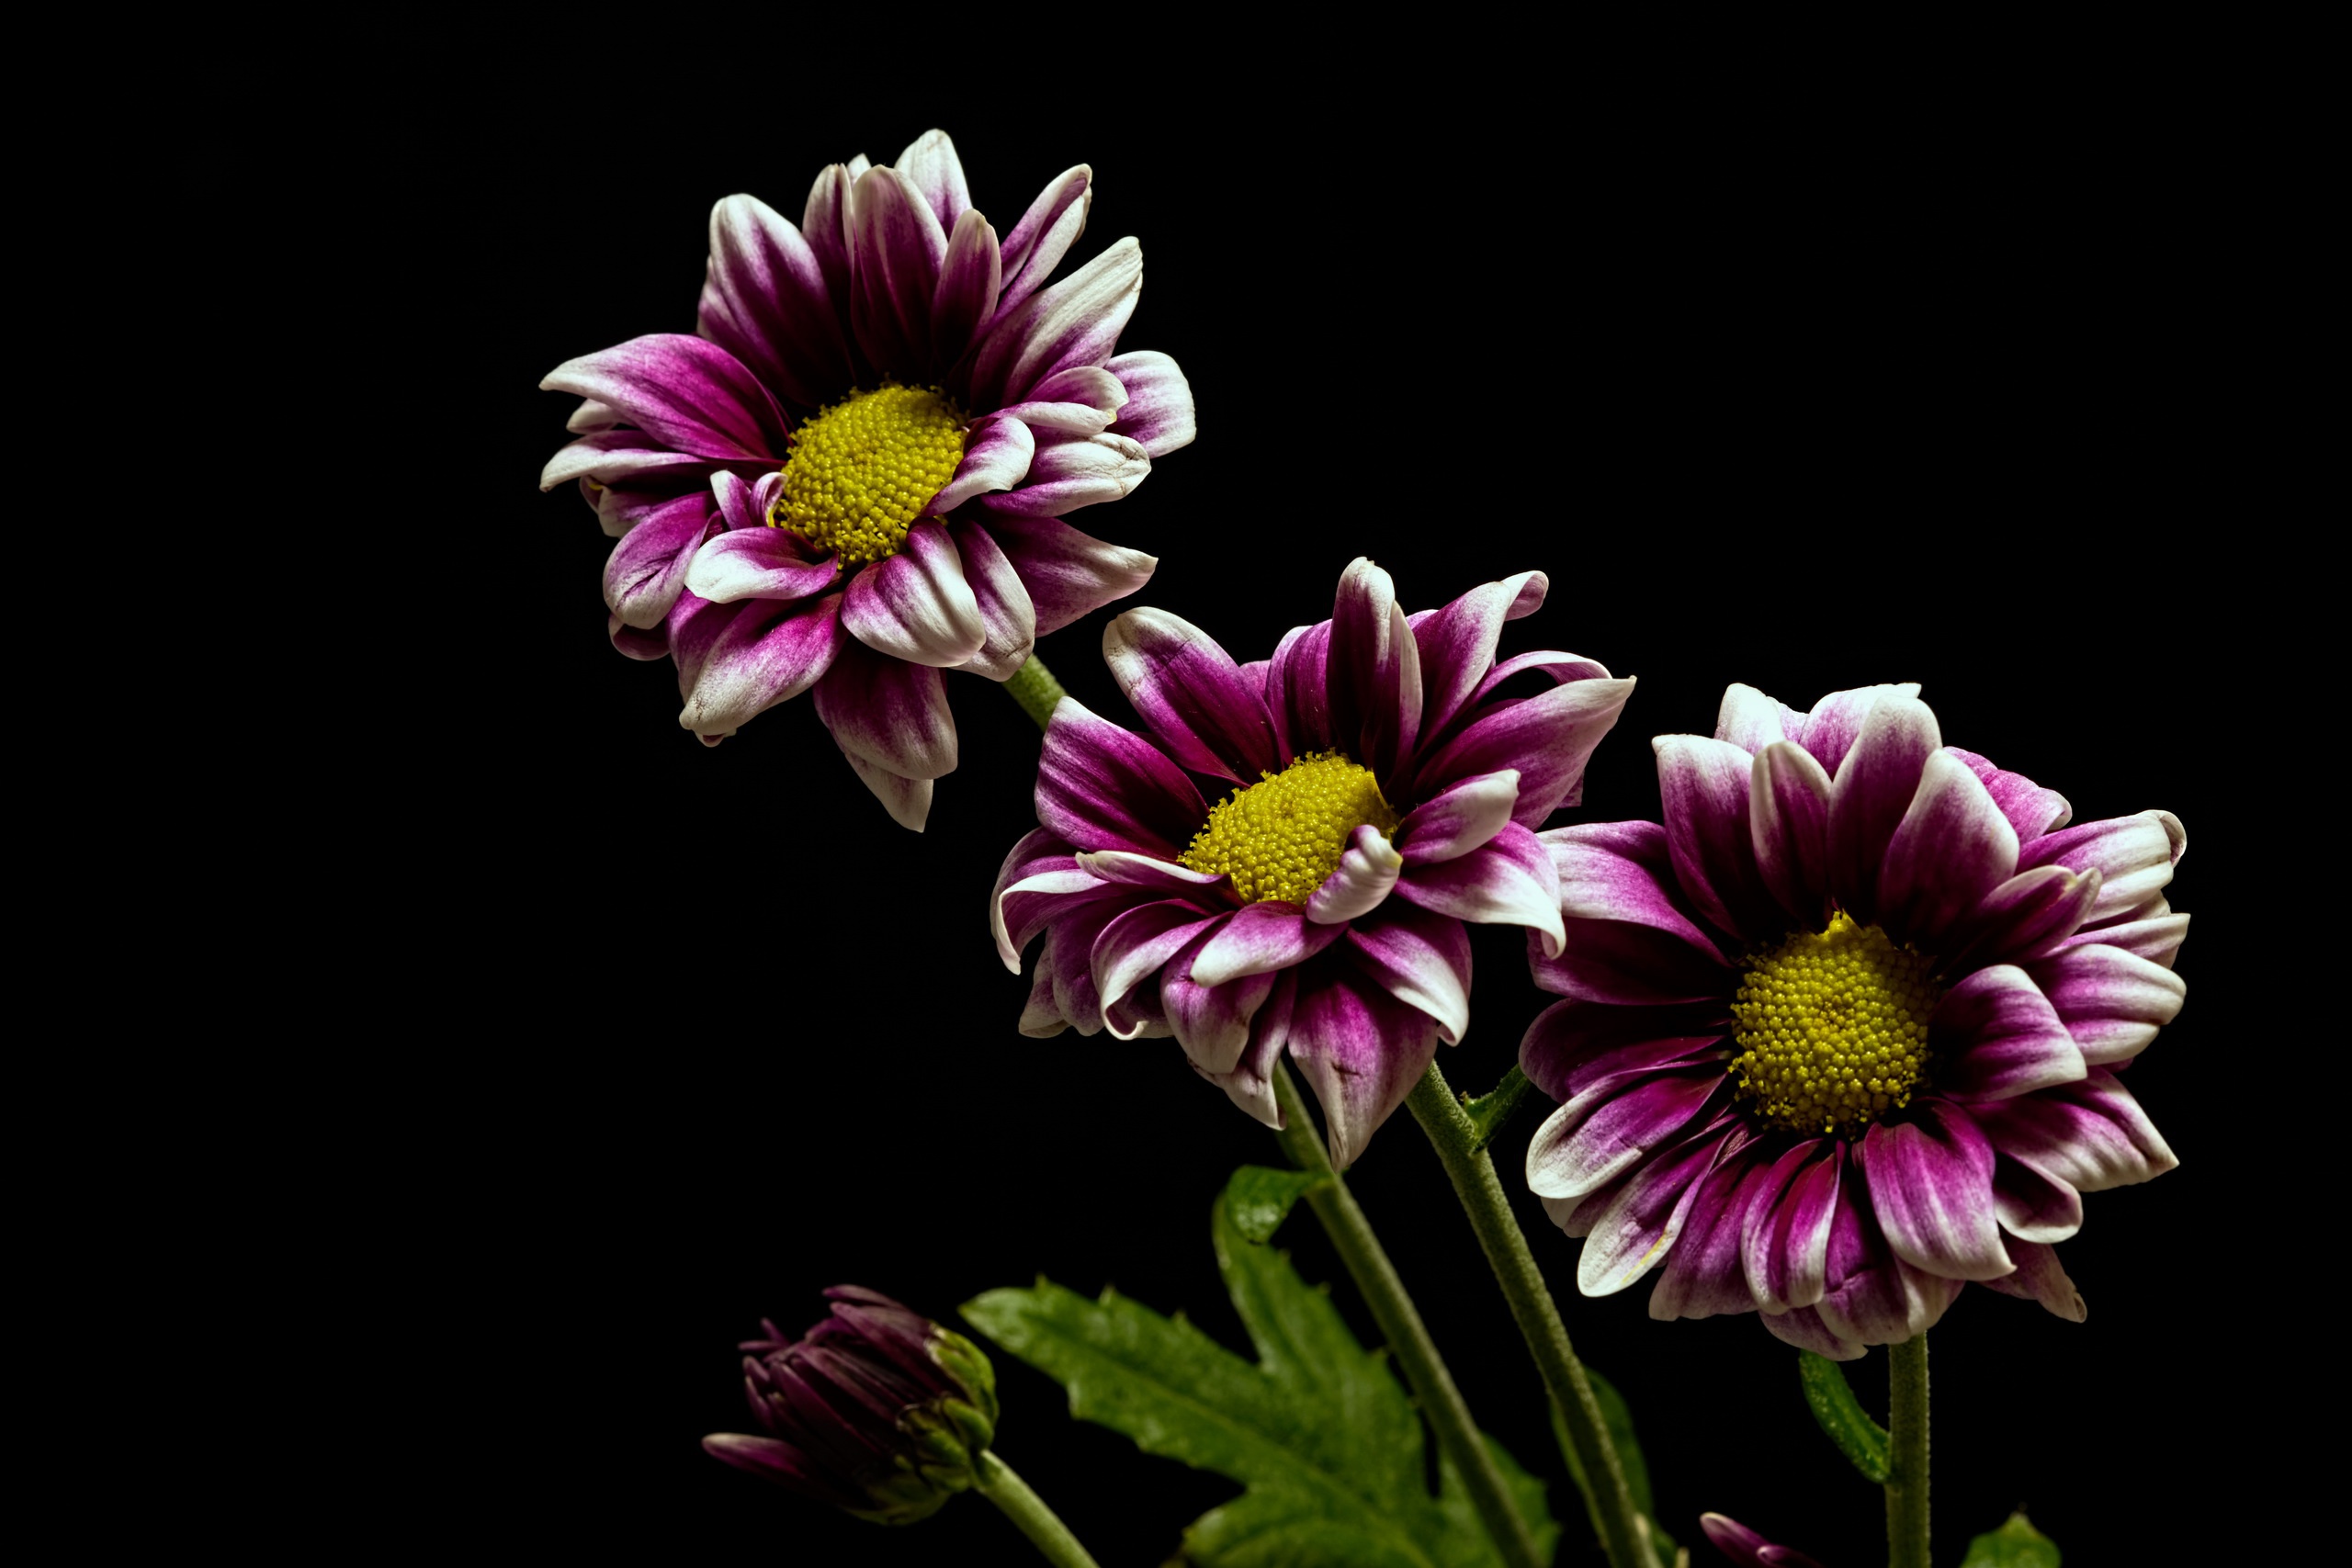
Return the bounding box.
[538,130,1191,828]
[703,1286,999,1525]
[991,559,1634,1166]
[1521,682,2186,1357]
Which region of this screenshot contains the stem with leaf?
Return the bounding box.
[1885,1334,1929,1568]
[1270,1066,1545,1568]
[974,1450,1102,1568]
[1405,1061,1659,1568]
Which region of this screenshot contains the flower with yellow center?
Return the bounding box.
[994,558,1636,1168]
[1523,681,2188,1361]
[537,128,1197,829]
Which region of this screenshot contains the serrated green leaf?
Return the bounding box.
[964,1170,1557,1568]
[1797,1350,1891,1483]
[1960,1510,2060,1567]
[1549,1372,1676,1565]
[1463,1066,1536,1153]
[1227,1166,1329,1245]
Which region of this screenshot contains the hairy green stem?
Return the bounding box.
[1885,1334,1929,1568]
[975,1450,1102,1568]
[1003,653,1067,732]
[1270,1066,1544,1568]
[1406,1063,1657,1568]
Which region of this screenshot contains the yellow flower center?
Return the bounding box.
[767,385,967,567]
[1729,912,1939,1136]
[1179,750,1400,905]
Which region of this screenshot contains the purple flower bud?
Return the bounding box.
[1701,1512,1828,1568]
[702,1286,999,1526]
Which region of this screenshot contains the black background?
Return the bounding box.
[393,73,2259,1567]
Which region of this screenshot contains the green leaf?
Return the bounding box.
[1463,1066,1537,1153]
[963,1170,1557,1568]
[1226,1166,1329,1245]
[1796,1351,1890,1483]
[1960,1511,2060,1567]
[1549,1372,1677,1567]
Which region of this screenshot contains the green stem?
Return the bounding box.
[1885,1334,1929,1568]
[1270,1066,1544,1568]
[974,1450,1102,1568]
[1406,1063,1657,1568]
[1003,653,1067,732]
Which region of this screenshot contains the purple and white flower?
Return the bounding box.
[991,558,1634,1167]
[538,130,1193,829]
[1700,1512,1826,1568]
[1521,682,2187,1358]
[703,1286,999,1525]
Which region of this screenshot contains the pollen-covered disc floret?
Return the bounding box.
[768,385,967,567]
[1729,911,1940,1135]
[1180,750,1400,905]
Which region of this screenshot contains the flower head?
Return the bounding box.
[1700,1512,1826,1568]
[1522,682,2187,1357]
[539,130,1193,829]
[702,1286,999,1524]
[992,558,1634,1166]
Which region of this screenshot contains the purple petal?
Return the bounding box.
[1392,822,1565,955]
[1811,1190,1966,1349]
[684,524,838,606]
[1574,1111,1741,1295]
[995,365,1127,436]
[698,193,854,410]
[1944,746,2074,843]
[1930,964,2087,1100]
[978,430,1150,517]
[1538,818,1726,958]
[1190,901,1344,988]
[1758,1303,1867,1361]
[930,207,1002,371]
[1103,349,1195,457]
[982,513,1155,636]
[1945,864,2102,973]
[1712,682,1790,754]
[607,613,669,661]
[1326,558,1421,785]
[1971,1068,2177,1191]
[971,236,1141,409]
[1825,691,1940,926]
[1071,849,1227,896]
[1657,735,1778,944]
[1859,1103,2013,1280]
[541,334,787,461]
[1789,682,1921,775]
[1650,1142,1784,1321]
[605,491,718,628]
[847,165,946,378]
[1529,1069,1726,1202]
[1034,697,1205,859]
[677,592,847,736]
[801,163,855,317]
[2061,901,2188,970]
[1396,770,1519,864]
[931,413,1035,514]
[989,164,1091,330]
[1092,900,1220,1034]
[1749,739,1834,930]
[1409,571,1549,751]
[834,739,934,832]
[1518,994,1732,1104]
[1342,901,1471,1042]
[1306,825,1402,926]
[1977,1238,2086,1322]
[2025,942,2187,1066]
[1193,970,1295,1128]
[1102,607,1279,783]
[1286,961,1443,1168]
[991,829,1106,968]
[1991,1155,2082,1244]
[839,522,986,668]
[928,522,1031,681]
[2018,809,2187,926]
[1413,667,1636,827]
[1878,750,2020,953]
[1534,917,1734,1006]
[894,129,970,234]
[1267,621,1334,758]
[811,639,956,779]
[566,400,621,434]
[1161,931,1279,1076]
[1742,1141,1842,1314]
[540,430,717,491]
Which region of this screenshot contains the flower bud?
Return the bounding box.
[703,1286,999,1525]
